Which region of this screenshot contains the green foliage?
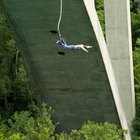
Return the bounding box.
[0,102,125,140]
[136,37,140,47]
[95,0,105,34]
[56,122,124,140]
[0,103,55,140]
[128,2,140,139]
[133,48,140,137]
[95,0,104,11]
[0,8,34,118]
[130,1,134,11]
[131,10,140,49]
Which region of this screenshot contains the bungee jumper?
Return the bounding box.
[56,0,93,52]
[56,38,93,52]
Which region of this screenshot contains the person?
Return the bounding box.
[56,38,93,52]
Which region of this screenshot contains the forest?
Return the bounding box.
[0,0,140,139]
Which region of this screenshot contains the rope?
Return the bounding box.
[57,0,63,39]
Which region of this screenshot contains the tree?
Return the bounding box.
[56,122,125,140]
[95,0,105,34]
[131,10,140,49]
[136,37,140,47]
[0,10,34,117]
[0,103,55,140]
[0,103,125,140]
[133,48,140,137]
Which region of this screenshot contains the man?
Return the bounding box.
[56,38,93,52]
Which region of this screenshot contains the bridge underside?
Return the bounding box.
[2,0,120,132]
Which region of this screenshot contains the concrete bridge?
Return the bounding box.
[2,0,135,139]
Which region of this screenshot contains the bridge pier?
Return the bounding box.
[104,0,135,131]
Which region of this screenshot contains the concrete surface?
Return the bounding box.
[104,0,135,132]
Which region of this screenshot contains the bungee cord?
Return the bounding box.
[57,0,63,39]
